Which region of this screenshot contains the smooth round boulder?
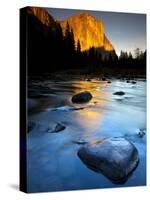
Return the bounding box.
[78,137,139,183]
[72,91,92,103]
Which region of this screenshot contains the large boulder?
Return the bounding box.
[78,137,139,183]
[72,91,92,103]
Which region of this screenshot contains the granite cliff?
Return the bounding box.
[27,7,115,53]
[60,13,114,52]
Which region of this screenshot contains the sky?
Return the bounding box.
[46,7,146,56]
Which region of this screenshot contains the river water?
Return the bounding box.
[27,78,146,193]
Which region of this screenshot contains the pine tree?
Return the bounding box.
[64,22,76,66]
[128,52,133,60]
[77,39,81,54]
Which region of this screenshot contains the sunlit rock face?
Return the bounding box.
[104,34,114,51]
[60,13,114,52]
[26,7,56,28]
[26,8,115,56]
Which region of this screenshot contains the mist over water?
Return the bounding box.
[27,79,146,192]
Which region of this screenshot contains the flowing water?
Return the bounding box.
[27,79,146,193]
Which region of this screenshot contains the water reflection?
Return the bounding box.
[27,79,146,192]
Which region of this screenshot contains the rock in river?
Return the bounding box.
[78,137,139,183]
[72,139,88,145]
[132,81,136,84]
[113,91,125,96]
[48,122,66,133]
[72,91,92,103]
[102,77,106,81]
[138,129,146,138]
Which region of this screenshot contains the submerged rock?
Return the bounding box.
[72,91,92,103]
[48,123,66,133]
[72,140,88,145]
[113,91,125,96]
[54,123,66,132]
[78,137,139,183]
[138,129,146,138]
[115,98,124,102]
[50,106,84,111]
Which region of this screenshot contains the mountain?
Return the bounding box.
[26,7,56,28]
[23,7,117,76]
[23,7,63,75]
[27,8,115,53]
[59,13,114,52]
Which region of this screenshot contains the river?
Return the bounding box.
[27,78,146,192]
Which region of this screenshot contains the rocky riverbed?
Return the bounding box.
[27,78,146,192]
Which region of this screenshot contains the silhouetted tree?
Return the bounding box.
[119,51,128,60]
[128,52,133,60]
[63,23,76,67]
[76,39,81,54]
[23,7,146,77]
[134,48,142,59]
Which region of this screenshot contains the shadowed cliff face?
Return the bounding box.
[60,13,114,52]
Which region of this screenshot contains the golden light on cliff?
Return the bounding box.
[27,7,115,53]
[60,13,114,52]
[27,7,56,27]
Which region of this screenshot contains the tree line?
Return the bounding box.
[25,9,146,77]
